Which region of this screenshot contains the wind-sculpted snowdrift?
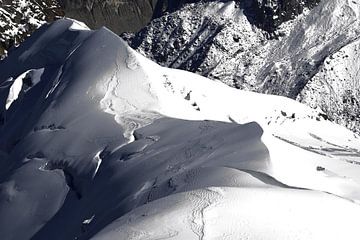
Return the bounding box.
[1,19,360,240]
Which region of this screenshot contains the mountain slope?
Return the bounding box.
[1,19,360,240]
[129,0,360,134]
[58,0,321,35]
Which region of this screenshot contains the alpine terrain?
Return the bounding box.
[0,1,360,240]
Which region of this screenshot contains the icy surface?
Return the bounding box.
[0,19,360,240]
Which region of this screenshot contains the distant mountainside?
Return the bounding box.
[57,0,158,34]
[128,0,360,134]
[0,0,320,57]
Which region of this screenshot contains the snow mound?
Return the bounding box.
[0,19,360,240]
[93,187,360,240]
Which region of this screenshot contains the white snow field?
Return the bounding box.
[0,19,360,240]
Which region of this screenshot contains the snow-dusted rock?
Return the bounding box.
[0,0,63,58]
[298,38,360,134]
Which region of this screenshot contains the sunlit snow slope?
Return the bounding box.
[1,19,360,240]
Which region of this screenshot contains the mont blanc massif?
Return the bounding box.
[1,0,360,240]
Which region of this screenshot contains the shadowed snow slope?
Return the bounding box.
[0,19,360,240]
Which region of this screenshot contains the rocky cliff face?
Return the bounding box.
[297,39,360,133]
[58,0,158,34]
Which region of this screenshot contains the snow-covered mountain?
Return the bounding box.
[1,19,360,240]
[0,0,63,58]
[128,0,360,134]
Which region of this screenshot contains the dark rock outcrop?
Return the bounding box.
[242,0,321,33]
[58,0,159,34]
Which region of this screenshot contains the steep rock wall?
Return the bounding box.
[58,0,158,33]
